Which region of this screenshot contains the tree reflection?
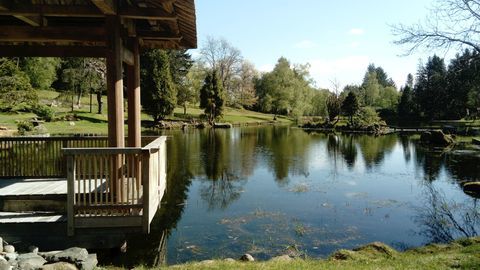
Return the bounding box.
[199,129,246,210]
[356,134,396,169]
[414,184,479,243]
[260,126,311,185]
[339,134,357,169]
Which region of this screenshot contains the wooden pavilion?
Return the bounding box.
[0,0,197,239]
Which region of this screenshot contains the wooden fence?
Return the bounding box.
[63,136,167,235]
[0,136,157,178]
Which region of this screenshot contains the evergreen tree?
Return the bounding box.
[342,91,360,126]
[141,50,177,123]
[0,58,37,112]
[200,71,224,124]
[398,75,416,120]
[414,55,447,120]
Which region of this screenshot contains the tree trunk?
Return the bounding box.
[89,91,93,113]
[183,103,187,115]
[96,92,103,114]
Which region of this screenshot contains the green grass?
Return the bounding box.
[98,237,480,270]
[0,90,292,135]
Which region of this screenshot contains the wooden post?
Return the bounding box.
[67,155,75,236]
[106,15,124,147]
[106,16,124,202]
[127,38,141,148]
[142,151,151,234]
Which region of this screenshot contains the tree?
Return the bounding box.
[0,58,37,112]
[414,55,447,120]
[342,91,360,126]
[398,74,417,120]
[326,93,342,124]
[177,63,204,115]
[393,0,480,54]
[362,71,380,106]
[21,57,61,90]
[200,71,224,124]
[230,60,258,109]
[167,50,194,115]
[199,36,242,105]
[141,50,177,123]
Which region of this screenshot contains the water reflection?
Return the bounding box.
[105,126,480,266]
[415,184,479,243]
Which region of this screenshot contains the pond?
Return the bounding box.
[110,125,480,266]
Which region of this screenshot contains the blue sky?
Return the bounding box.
[191,0,450,89]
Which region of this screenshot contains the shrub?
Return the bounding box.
[353,106,382,127]
[17,120,34,135]
[33,104,55,122]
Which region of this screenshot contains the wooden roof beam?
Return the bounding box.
[0,45,107,57]
[0,1,45,26]
[137,30,182,41]
[0,5,176,21]
[91,0,116,15]
[0,26,106,43]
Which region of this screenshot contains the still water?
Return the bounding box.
[116,125,480,266]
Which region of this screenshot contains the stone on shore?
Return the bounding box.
[213,122,232,129]
[3,245,14,254]
[0,237,3,253]
[50,247,88,263]
[239,253,255,262]
[41,262,78,270]
[17,253,47,270]
[0,259,11,270]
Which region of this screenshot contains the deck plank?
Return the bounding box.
[0,212,66,223]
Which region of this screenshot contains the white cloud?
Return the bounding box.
[349,28,365,35]
[294,39,317,49]
[308,55,370,88]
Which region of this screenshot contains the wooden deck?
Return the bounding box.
[0,136,167,239]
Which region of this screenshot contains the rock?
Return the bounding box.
[17,253,47,269]
[38,251,61,262]
[76,254,97,270]
[462,182,480,198]
[28,246,39,254]
[239,253,254,262]
[69,121,75,126]
[41,262,78,270]
[213,122,233,129]
[223,258,236,262]
[420,130,455,146]
[3,246,14,254]
[0,237,3,253]
[271,255,292,261]
[196,122,206,129]
[199,260,215,265]
[0,259,11,270]
[50,248,88,264]
[4,253,16,262]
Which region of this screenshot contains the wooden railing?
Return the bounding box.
[0,136,157,178]
[0,136,108,178]
[63,136,167,235]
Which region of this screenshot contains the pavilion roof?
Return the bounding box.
[0,0,197,51]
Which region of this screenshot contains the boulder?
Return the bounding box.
[50,248,88,264]
[0,259,11,270]
[3,246,14,254]
[17,253,47,270]
[28,246,39,254]
[38,251,61,262]
[462,182,480,198]
[4,253,16,262]
[41,262,78,270]
[239,253,254,262]
[421,130,455,146]
[76,254,97,270]
[0,237,3,253]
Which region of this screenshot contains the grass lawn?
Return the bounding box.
[0,90,292,135]
[99,237,480,270]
